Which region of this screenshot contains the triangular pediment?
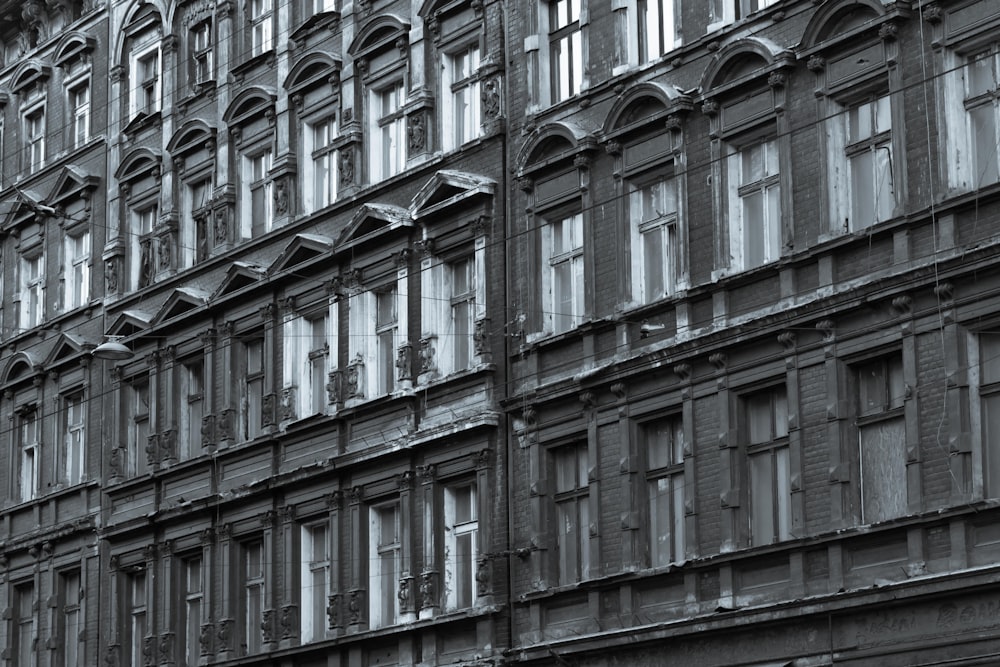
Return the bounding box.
[43,333,95,367]
[269,234,334,274]
[214,261,267,299]
[411,170,496,219]
[336,203,412,254]
[152,287,211,326]
[47,165,99,208]
[2,188,49,232]
[107,310,153,339]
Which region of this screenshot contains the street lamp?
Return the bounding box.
[92,335,135,361]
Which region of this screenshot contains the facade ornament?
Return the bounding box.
[346,355,363,399]
[217,619,233,652]
[397,470,414,490]
[891,294,913,316]
[476,448,491,469]
[815,319,835,342]
[158,633,173,663]
[610,381,627,399]
[573,153,591,169]
[348,485,364,504]
[476,555,491,595]
[767,71,787,88]
[105,258,119,293]
[419,572,435,609]
[395,36,408,57]
[419,337,436,373]
[326,369,342,405]
[934,282,954,302]
[260,509,276,527]
[708,352,727,371]
[339,149,354,186]
[280,605,296,639]
[326,490,343,510]
[397,578,411,607]
[396,342,412,382]
[604,140,621,156]
[923,3,942,23]
[348,590,363,624]
[579,390,597,409]
[261,609,276,644]
[673,363,692,383]
[327,593,341,628]
[407,113,425,152]
[777,331,797,351]
[807,55,825,72]
[273,178,288,216]
[143,635,156,666]
[879,21,899,41]
[664,114,682,132]
[417,464,435,483]
[105,643,121,667]
[416,237,435,257]
[482,77,501,118]
[517,176,534,192]
[701,99,719,116]
[199,623,214,655]
[473,318,489,357]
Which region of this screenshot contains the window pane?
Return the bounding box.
[775,446,791,540]
[970,104,1000,187]
[742,191,765,268]
[859,417,907,523]
[968,50,996,97]
[851,150,875,226]
[649,477,673,567]
[874,142,895,221]
[749,451,774,545]
[983,393,1000,497]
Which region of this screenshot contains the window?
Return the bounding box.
[184,179,212,267]
[282,310,330,420]
[300,522,330,642]
[842,95,895,229]
[239,337,265,441]
[965,45,1000,187]
[182,557,203,667]
[18,408,39,502]
[249,0,273,56]
[450,258,476,371]
[62,393,85,485]
[645,417,684,567]
[244,150,273,237]
[68,81,90,148]
[59,571,82,667]
[369,503,400,628]
[856,355,906,524]
[444,484,478,610]
[132,204,157,290]
[549,0,583,104]
[18,252,45,330]
[744,386,790,546]
[443,45,481,151]
[727,138,780,272]
[305,118,337,213]
[553,444,589,585]
[376,289,398,395]
[64,229,90,311]
[370,81,406,182]
[544,213,584,334]
[349,287,402,400]
[243,540,265,654]
[978,334,1000,497]
[178,358,204,460]
[128,571,147,667]
[630,176,679,303]
[709,0,779,29]
[191,21,213,84]
[15,582,35,667]
[638,0,677,63]
[132,45,161,117]
[23,106,45,173]
[127,380,150,477]
[306,0,337,16]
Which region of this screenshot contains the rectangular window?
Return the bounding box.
[68,82,90,148]
[966,46,1000,187]
[645,417,684,567]
[744,386,790,546]
[63,393,86,486]
[64,229,90,311]
[729,138,780,271]
[244,540,265,654]
[376,289,398,395]
[24,106,45,173]
[241,337,264,441]
[553,444,589,585]
[178,358,204,460]
[979,334,1000,497]
[182,557,203,667]
[549,0,583,103]
[18,252,44,330]
[133,205,157,290]
[545,213,585,334]
[444,484,478,610]
[300,522,330,643]
[60,571,82,667]
[450,257,476,370]
[845,95,894,229]
[250,0,273,56]
[247,150,273,237]
[307,314,329,415]
[18,408,39,502]
[16,582,35,667]
[192,21,213,83]
[136,48,161,115]
[127,380,150,477]
[370,503,400,628]
[638,0,676,63]
[856,355,906,523]
[186,179,212,266]
[307,118,337,213]
[630,176,678,303]
[444,45,481,150]
[371,82,406,182]
[129,571,147,667]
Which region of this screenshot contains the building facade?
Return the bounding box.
[4,0,1000,666]
[503,0,1000,666]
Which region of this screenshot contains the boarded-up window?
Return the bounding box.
[856,355,906,523]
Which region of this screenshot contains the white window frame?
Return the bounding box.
[726,138,781,272]
[300,522,330,642]
[18,408,39,502]
[182,178,212,268]
[369,502,400,628]
[183,557,203,667]
[644,417,685,567]
[304,117,338,213]
[129,571,147,667]
[63,392,85,486]
[242,148,273,238]
[23,102,46,174]
[829,94,896,231]
[637,0,678,64]
[963,44,1000,188]
[67,79,90,149]
[130,41,162,118]
[548,0,584,104]
[178,357,204,460]
[191,20,214,84]
[542,212,585,334]
[369,80,406,183]
[244,540,265,654]
[63,228,90,311]
[131,204,157,291]
[17,581,36,667]
[249,0,273,56]
[444,484,478,610]
[240,336,265,441]
[282,308,332,420]
[744,386,791,546]
[553,444,589,585]
[708,0,779,32]
[127,379,150,477]
[629,175,679,304]
[442,44,481,151]
[18,250,45,330]
[60,571,82,667]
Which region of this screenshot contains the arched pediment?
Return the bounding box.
[166,119,217,156]
[516,121,595,172]
[348,14,409,57]
[10,59,52,94]
[801,0,885,49]
[117,1,164,56]
[223,86,277,126]
[701,37,788,92]
[115,147,162,182]
[2,353,41,386]
[54,31,96,68]
[283,51,341,93]
[603,83,689,134]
